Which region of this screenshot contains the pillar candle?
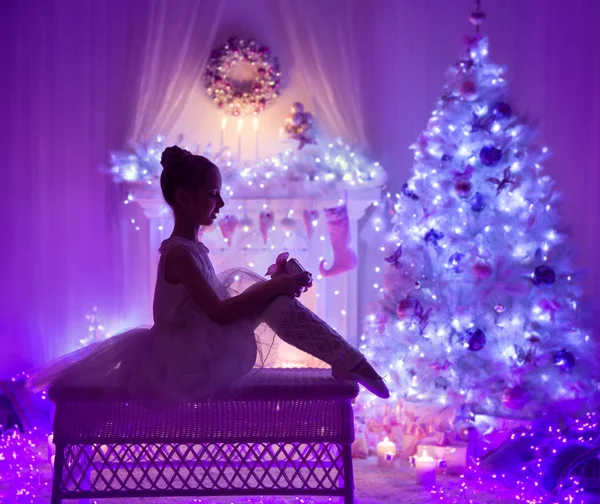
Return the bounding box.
[376,437,396,468]
[414,451,437,488]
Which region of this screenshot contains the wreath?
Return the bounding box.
[203,37,282,117]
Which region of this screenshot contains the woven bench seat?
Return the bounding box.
[49,368,359,503]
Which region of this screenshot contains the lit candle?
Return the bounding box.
[220,117,228,149]
[414,451,437,488]
[376,437,396,468]
[237,118,244,161]
[253,117,259,159]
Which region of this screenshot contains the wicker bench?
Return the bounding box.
[48,368,359,503]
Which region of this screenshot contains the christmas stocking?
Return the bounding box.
[261,295,364,376]
[319,203,358,277]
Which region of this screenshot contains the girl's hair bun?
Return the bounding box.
[161,145,190,172]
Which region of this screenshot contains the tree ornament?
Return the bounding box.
[396,298,414,319]
[532,265,556,286]
[401,183,419,200]
[424,229,444,249]
[487,167,516,195]
[460,80,477,99]
[454,179,472,198]
[385,245,403,268]
[465,327,486,351]
[471,112,492,133]
[553,349,575,372]
[492,102,512,119]
[479,145,503,167]
[448,252,465,272]
[470,192,486,212]
[494,303,505,313]
[469,8,486,27]
[472,261,493,281]
[502,385,528,411]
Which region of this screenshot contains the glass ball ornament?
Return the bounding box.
[460,80,477,99]
[492,102,512,120]
[465,327,486,351]
[448,252,465,272]
[396,298,414,319]
[502,385,528,410]
[532,265,556,286]
[553,348,575,372]
[454,179,472,199]
[472,261,493,281]
[494,303,505,313]
[479,145,503,167]
[470,192,486,212]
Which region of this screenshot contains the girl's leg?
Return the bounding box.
[261,295,390,398]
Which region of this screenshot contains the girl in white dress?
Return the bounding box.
[29,146,389,405]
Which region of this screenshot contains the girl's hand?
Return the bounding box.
[270,272,312,298]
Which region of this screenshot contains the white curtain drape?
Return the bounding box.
[129,0,226,141]
[276,0,367,145]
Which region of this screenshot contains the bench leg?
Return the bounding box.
[341,443,355,504]
[51,443,64,504]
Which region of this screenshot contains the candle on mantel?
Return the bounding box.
[220,117,228,149]
[414,450,437,488]
[237,118,244,160]
[253,116,259,159]
[376,437,396,468]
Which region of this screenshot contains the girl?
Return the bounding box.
[29,146,389,404]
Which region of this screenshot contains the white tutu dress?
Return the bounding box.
[29,237,265,407]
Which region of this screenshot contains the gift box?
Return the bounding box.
[397,400,457,456]
[474,414,533,457]
[417,442,469,475]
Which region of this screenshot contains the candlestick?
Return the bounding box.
[376,437,396,468]
[237,118,244,161]
[220,117,228,149]
[414,451,437,488]
[253,117,259,159]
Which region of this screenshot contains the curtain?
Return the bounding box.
[276,0,368,145]
[129,0,226,141]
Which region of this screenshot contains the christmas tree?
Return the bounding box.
[360,30,598,421]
